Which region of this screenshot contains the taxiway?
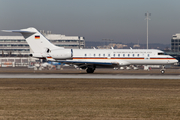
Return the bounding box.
[0,73,180,79]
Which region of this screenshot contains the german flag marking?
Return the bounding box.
[35,36,40,39]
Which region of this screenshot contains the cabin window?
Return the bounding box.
[99,54,101,57]
[128,54,130,57]
[123,54,125,57]
[94,54,96,57]
[113,54,115,57]
[85,54,87,57]
[147,54,150,57]
[158,53,165,55]
[108,54,110,57]
[103,54,105,57]
[133,54,134,57]
[137,54,139,57]
[118,54,120,57]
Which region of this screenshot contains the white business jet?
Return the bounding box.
[3,27,178,74]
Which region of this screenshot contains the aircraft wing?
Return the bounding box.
[57,60,117,65]
[52,60,128,68]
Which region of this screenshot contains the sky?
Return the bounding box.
[0,0,180,44]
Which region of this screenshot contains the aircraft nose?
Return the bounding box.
[171,59,179,64]
[175,59,178,63]
[168,58,178,64]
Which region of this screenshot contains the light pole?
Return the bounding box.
[145,12,151,49]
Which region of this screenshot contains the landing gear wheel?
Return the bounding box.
[86,68,94,73]
[161,70,165,74]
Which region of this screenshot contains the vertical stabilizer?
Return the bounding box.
[3,27,62,53]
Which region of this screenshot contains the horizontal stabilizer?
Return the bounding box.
[2,30,36,34]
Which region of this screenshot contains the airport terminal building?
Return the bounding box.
[171,33,180,52]
[168,33,180,63]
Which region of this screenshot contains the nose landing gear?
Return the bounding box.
[161,69,165,74]
[160,65,165,74]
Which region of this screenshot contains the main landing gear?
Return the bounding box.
[86,67,95,73]
[160,65,165,74]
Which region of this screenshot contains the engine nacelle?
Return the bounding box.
[49,49,73,60]
[29,53,46,59]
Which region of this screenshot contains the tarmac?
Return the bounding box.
[0,67,180,79]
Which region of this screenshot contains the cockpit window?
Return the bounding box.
[158,53,165,55]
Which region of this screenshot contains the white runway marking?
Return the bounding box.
[0,74,180,79]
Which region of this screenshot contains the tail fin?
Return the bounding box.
[2,27,63,53]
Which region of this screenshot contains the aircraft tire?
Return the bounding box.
[161,70,165,74]
[86,68,94,73]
